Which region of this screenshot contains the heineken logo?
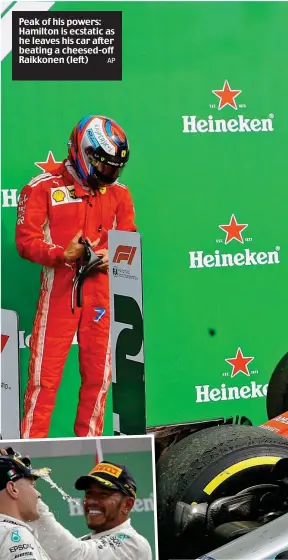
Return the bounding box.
[189,215,280,269]
[219,214,247,244]
[212,80,242,110]
[225,347,254,379]
[195,381,268,403]
[35,150,61,174]
[183,114,274,134]
[183,80,274,133]
[195,347,268,403]
[189,247,280,269]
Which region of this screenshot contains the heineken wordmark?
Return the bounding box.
[196,382,268,403]
[189,248,280,269]
[182,114,274,133]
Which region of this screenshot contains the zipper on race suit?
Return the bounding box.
[83,190,94,238]
[83,189,102,239]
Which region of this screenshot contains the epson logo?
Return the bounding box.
[10,543,34,553]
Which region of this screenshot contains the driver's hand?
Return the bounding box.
[95,248,109,272]
[64,230,86,264]
[1,448,31,467]
[85,238,108,272]
[86,237,100,251]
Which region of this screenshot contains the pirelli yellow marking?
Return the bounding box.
[90,463,122,478]
[94,477,116,488]
[203,456,281,495]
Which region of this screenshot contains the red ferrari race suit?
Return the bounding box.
[15,160,137,439]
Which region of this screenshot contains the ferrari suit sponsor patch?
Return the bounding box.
[17,194,28,225]
[51,186,82,206]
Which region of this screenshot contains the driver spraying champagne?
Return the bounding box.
[0,450,51,560]
[0,448,152,560]
[15,115,137,439]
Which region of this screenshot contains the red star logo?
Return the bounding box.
[219,214,248,244]
[1,335,9,353]
[212,80,242,110]
[35,151,62,173]
[225,348,254,378]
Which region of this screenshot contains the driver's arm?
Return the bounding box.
[32,500,149,560]
[15,183,65,267]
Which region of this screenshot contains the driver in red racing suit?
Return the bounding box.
[16,115,137,439]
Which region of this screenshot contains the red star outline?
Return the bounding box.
[225,348,254,378]
[1,335,9,353]
[219,214,248,244]
[212,80,242,110]
[35,151,62,174]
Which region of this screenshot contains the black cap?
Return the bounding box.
[75,461,137,499]
[0,455,39,491]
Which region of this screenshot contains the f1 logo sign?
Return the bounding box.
[1,334,9,352]
[113,245,137,265]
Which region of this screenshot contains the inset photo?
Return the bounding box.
[0,435,157,559]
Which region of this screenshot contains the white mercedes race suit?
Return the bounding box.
[31,500,152,560]
[0,514,51,560]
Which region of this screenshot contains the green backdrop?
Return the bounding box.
[1,1,288,436]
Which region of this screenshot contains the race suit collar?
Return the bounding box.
[62,159,91,197]
[0,513,33,532]
[84,518,132,540]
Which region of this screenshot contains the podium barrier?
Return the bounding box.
[109,231,147,435]
[1,230,146,440]
[1,308,21,439]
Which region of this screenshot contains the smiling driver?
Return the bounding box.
[32,461,152,560]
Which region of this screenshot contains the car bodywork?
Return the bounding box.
[151,357,288,560]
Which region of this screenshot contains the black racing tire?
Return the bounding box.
[156,424,288,559]
[267,353,288,419]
